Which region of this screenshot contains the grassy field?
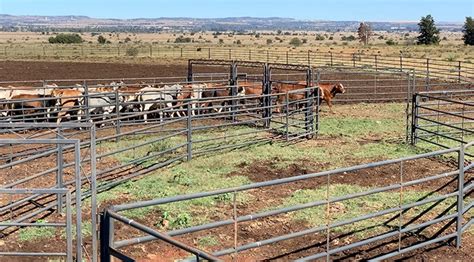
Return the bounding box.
[0,30,472,62]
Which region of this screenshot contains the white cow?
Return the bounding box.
[139,86,176,123]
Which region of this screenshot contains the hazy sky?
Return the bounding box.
[0,0,472,22]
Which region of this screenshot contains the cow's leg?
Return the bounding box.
[327,99,335,114]
[143,103,151,123]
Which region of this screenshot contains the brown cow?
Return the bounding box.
[273,81,345,113]
[317,83,345,113]
[6,94,57,121]
[51,89,83,124]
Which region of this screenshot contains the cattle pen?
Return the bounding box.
[0,57,473,261]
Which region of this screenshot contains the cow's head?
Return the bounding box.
[237,86,246,96]
[333,83,346,94]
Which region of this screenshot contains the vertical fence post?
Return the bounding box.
[65,191,73,262]
[426,58,430,90]
[456,144,465,248]
[458,61,462,83]
[405,72,412,144]
[285,92,289,141]
[411,94,420,145]
[187,60,193,82]
[56,129,64,214]
[208,48,211,59]
[115,89,121,142]
[262,64,272,128]
[248,49,252,60]
[90,126,98,262]
[229,63,238,123]
[267,50,269,62]
[99,212,111,262]
[375,55,378,71]
[307,50,311,66]
[330,52,333,67]
[228,49,232,60]
[286,51,289,64]
[42,45,46,57]
[305,68,314,139]
[400,54,403,71]
[187,104,193,161]
[352,53,356,67]
[74,141,82,262]
[83,80,91,122]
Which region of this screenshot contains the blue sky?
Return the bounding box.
[0,0,472,22]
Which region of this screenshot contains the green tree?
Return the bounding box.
[289,37,302,47]
[462,16,474,45]
[97,35,107,44]
[48,33,83,44]
[417,14,440,45]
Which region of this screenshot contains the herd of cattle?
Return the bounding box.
[0,80,345,124]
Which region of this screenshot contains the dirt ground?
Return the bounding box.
[0,60,472,261]
[0,60,188,81]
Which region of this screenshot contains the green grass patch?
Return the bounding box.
[319,118,403,138]
[18,220,56,242]
[198,235,219,248]
[60,221,92,240]
[282,184,465,237]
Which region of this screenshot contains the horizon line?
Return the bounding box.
[0,14,466,24]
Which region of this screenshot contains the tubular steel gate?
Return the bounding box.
[411,90,474,156]
[0,123,98,261]
[100,143,473,261]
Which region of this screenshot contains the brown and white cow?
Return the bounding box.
[51,89,83,124]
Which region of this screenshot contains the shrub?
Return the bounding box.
[48,33,83,44]
[174,36,192,43]
[97,35,107,44]
[289,37,302,47]
[386,39,397,45]
[341,35,356,41]
[315,34,325,41]
[125,47,139,56]
[266,39,273,45]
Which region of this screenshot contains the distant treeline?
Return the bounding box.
[0,23,462,33]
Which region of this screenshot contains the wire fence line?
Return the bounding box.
[0,44,472,82]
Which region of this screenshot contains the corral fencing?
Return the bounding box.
[0,44,472,82]
[411,90,474,156]
[100,142,474,261]
[0,188,74,260]
[0,128,95,261]
[0,82,319,261]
